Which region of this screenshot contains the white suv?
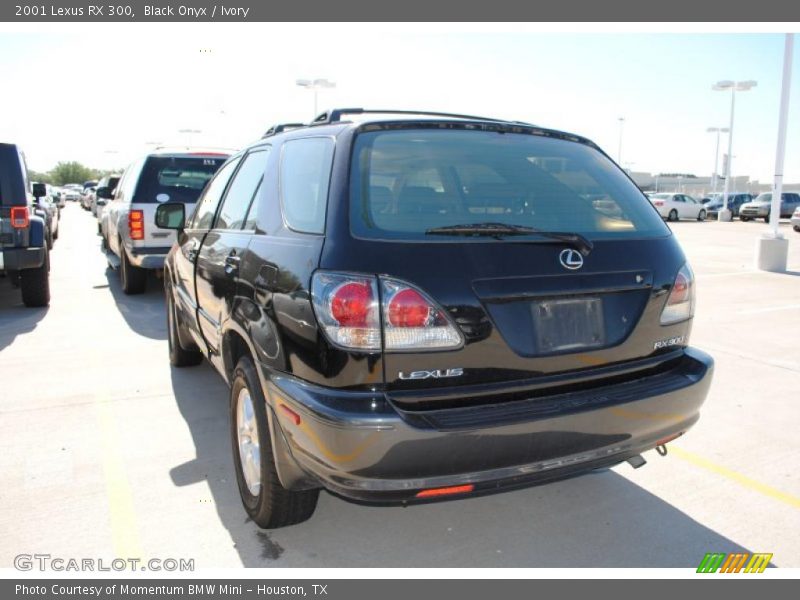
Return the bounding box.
[102,148,231,294]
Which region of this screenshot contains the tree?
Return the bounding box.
[49,161,100,185]
[28,170,53,184]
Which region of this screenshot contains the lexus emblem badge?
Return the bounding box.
[559,248,584,270]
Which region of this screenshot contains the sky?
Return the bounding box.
[1,26,798,182]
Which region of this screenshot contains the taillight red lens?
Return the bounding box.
[129,210,144,240]
[654,201,664,206]
[387,288,431,327]
[10,206,29,228]
[330,282,373,327]
[669,271,690,305]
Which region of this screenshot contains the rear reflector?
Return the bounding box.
[415,484,475,498]
[129,209,144,240]
[10,206,29,228]
[655,432,682,446]
[278,403,302,426]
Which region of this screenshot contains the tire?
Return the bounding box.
[741,216,750,222]
[697,210,706,221]
[46,229,53,250]
[764,214,771,223]
[230,356,319,529]
[166,282,203,367]
[20,249,50,308]
[668,209,678,222]
[119,242,147,295]
[53,225,59,241]
[793,226,800,232]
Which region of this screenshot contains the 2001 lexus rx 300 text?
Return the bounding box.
[157,109,714,528]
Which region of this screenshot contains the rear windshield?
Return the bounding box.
[133,156,226,204]
[350,129,670,241]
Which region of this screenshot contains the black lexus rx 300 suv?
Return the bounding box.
[158,109,714,528]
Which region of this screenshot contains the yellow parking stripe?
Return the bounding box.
[671,446,800,510]
[95,399,143,559]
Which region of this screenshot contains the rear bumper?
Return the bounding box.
[262,347,714,503]
[0,246,46,272]
[126,245,172,269]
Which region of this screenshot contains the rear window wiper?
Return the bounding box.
[424,223,594,255]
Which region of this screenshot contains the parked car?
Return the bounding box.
[93,174,121,232]
[791,206,800,232]
[50,185,66,209]
[103,148,230,293]
[739,192,800,222]
[157,108,714,529]
[62,186,82,203]
[703,192,753,218]
[81,186,96,210]
[31,184,59,247]
[646,193,707,221]
[0,143,50,307]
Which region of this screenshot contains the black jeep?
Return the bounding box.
[0,143,50,307]
[158,109,714,528]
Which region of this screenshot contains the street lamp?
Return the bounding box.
[756,33,794,272]
[296,78,336,118]
[706,127,729,198]
[712,79,757,220]
[617,117,625,163]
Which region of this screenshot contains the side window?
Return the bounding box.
[213,149,270,231]
[280,137,334,234]
[189,156,242,230]
[115,158,144,203]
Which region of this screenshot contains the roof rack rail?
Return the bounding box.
[262,122,307,138]
[311,108,531,126]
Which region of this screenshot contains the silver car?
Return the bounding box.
[739,192,800,222]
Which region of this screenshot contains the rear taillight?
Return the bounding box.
[381,278,462,350]
[660,264,695,325]
[10,206,29,228]
[311,272,463,351]
[312,273,381,350]
[129,209,144,240]
[653,201,664,207]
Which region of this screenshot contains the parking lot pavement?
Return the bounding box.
[1,209,798,569]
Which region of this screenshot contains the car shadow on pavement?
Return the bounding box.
[0,276,49,352]
[104,268,167,340]
[168,366,754,568]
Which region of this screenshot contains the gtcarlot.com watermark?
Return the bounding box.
[14,553,194,572]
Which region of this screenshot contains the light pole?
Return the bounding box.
[756,33,794,272]
[712,79,757,221]
[296,78,336,119]
[617,117,625,163]
[706,127,729,198]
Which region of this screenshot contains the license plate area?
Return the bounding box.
[533,297,605,354]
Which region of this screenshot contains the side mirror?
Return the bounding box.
[96,186,114,200]
[32,183,47,198]
[155,202,186,231]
